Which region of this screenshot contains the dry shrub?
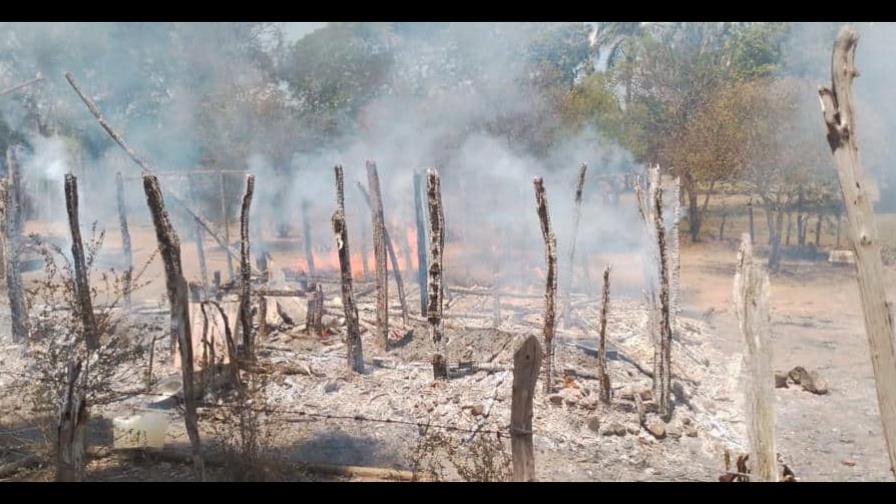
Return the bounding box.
[409,427,511,482]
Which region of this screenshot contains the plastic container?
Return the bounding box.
[113,411,169,450]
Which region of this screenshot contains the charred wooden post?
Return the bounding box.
[357,181,409,326]
[301,199,316,280]
[818,26,896,477]
[511,334,543,482]
[597,265,612,405]
[64,174,99,351]
[562,163,587,322]
[733,234,777,482]
[189,176,209,299]
[367,161,389,347]
[56,359,87,482]
[218,171,236,282]
[115,172,133,309]
[652,184,673,420]
[413,171,428,317]
[533,177,558,394]
[306,283,324,335]
[333,165,364,372]
[4,147,28,342]
[142,174,205,480]
[238,175,255,358]
[426,169,448,379]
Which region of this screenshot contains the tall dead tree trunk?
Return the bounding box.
[413,171,428,317]
[218,171,235,282]
[56,359,87,482]
[533,177,557,394]
[426,169,448,380]
[64,174,99,351]
[367,162,389,347]
[333,166,364,373]
[733,233,777,482]
[189,177,209,299]
[142,174,204,480]
[238,175,255,358]
[357,181,409,326]
[652,184,673,420]
[818,25,896,478]
[115,172,133,309]
[562,164,587,323]
[4,147,28,342]
[597,265,612,405]
[301,199,316,280]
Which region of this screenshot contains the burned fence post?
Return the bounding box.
[142,174,205,480]
[4,147,28,342]
[301,198,316,280]
[64,174,99,351]
[333,165,364,373]
[562,163,587,323]
[306,283,324,335]
[413,171,428,317]
[218,170,236,282]
[357,181,409,326]
[533,177,558,394]
[733,234,777,482]
[818,25,896,477]
[367,161,389,347]
[238,175,255,358]
[56,359,87,482]
[511,334,543,482]
[426,169,448,380]
[652,182,673,421]
[189,176,209,299]
[115,172,133,309]
[597,265,612,405]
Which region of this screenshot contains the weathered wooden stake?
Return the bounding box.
[189,176,209,299]
[56,359,87,482]
[367,161,389,347]
[301,199,316,279]
[4,147,28,342]
[562,163,587,322]
[733,233,777,482]
[333,165,364,373]
[511,334,543,482]
[533,177,557,394]
[357,181,409,326]
[238,175,255,357]
[413,171,428,317]
[142,174,204,480]
[597,265,612,405]
[306,283,324,335]
[818,25,896,478]
[652,184,673,420]
[426,169,447,380]
[64,174,99,351]
[218,171,236,282]
[114,172,133,309]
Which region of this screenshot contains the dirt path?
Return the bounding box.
[680,239,894,481]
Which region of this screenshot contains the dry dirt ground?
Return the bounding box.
[2,217,896,481]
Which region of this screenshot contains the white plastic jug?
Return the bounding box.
[113,411,168,450]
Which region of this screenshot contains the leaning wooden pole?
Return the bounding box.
[367,161,389,347]
[357,181,409,326]
[597,265,612,405]
[733,233,777,482]
[238,175,255,357]
[142,174,205,481]
[818,25,896,478]
[533,177,558,394]
[301,198,316,280]
[562,163,587,322]
[413,171,428,317]
[4,147,28,342]
[64,174,99,351]
[115,172,133,309]
[426,169,448,380]
[333,165,363,372]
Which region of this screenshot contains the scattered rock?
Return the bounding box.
[842,459,856,467]
[685,426,699,438]
[666,423,682,439]
[587,416,601,433]
[470,404,484,416]
[788,366,828,395]
[626,424,640,435]
[774,371,789,388]
[601,421,627,436]
[645,418,667,439]
[547,393,564,406]
[323,381,339,393]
